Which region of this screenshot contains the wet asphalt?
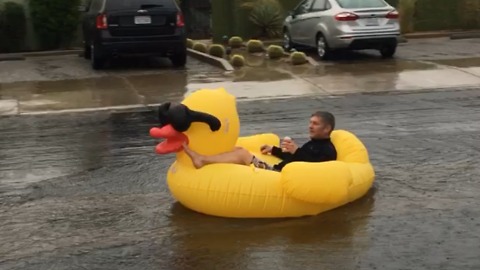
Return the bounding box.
[1,87,480,270]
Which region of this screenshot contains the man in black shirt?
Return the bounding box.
[183,111,337,172]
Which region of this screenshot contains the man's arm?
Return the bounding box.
[290,145,335,163]
[271,146,294,160]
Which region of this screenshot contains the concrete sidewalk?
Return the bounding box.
[2,36,480,116]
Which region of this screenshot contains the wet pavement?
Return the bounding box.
[2,38,480,115]
[1,87,480,270]
[0,55,229,113]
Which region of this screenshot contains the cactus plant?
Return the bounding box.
[246,39,264,53]
[192,42,208,53]
[266,45,285,59]
[186,38,194,49]
[228,36,244,48]
[208,44,226,58]
[289,51,308,65]
[230,54,245,67]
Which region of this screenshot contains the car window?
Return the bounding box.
[311,0,328,11]
[335,0,387,8]
[106,0,174,10]
[295,0,315,14]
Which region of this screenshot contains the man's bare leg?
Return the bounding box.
[182,143,253,169]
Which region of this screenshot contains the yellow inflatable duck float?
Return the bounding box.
[150,88,375,218]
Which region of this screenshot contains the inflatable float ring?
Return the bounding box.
[150,88,375,218]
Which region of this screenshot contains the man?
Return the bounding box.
[183,111,337,171]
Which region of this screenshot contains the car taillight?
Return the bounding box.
[386,10,399,19]
[334,12,359,21]
[176,12,185,27]
[96,13,107,29]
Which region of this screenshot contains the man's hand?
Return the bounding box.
[281,137,298,154]
[260,145,273,155]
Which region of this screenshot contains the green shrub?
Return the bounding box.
[186,38,194,48]
[230,54,245,67]
[192,42,208,53]
[458,0,480,29]
[0,2,27,53]
[398,0,416,33]
[289,51,307,65]
[246,39,264,53]
[29,0,82,50]
[208,44,226,58]
[266,45,285,59]
[228,36,244,48]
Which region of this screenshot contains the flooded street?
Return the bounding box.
[1,88,480,270]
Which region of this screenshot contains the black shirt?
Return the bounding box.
[271,138,337,171]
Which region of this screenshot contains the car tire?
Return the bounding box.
[316,34,332,60]
[380,44,397,58]
[91,44,105,70]
[170,51,187,67]
[83,43,91,60]
[283,30,294,51]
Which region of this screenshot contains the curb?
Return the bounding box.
[0,49,82,61]
[306,56,319,67]
[4,85,480,117]
[402,30,480,40]
[0,54,26,62]
[187,48,234,71]
[21,49,82,57]
[450,31,480,40]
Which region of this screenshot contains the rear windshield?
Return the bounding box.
[106,0,175,10]
[335,0,387,8]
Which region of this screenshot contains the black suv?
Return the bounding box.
[81,0,187,69]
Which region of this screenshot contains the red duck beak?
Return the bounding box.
[150,125,189,154]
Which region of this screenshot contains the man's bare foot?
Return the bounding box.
[182,143,205,169]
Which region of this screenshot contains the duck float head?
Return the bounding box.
[150,88,240,159]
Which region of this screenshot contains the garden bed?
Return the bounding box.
[187,37,315,70]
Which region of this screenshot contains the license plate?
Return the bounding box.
[364,18,379,26]
[134,16,151,24]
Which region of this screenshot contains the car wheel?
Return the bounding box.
[91,44,105,70]
[316,34,332,60]
[83,42,91,60]
[283,30,294,51]
[380,44,397,58]
[170,51,187,67]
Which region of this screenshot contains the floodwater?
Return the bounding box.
[1,88,480,270]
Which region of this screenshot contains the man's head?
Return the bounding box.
[308,111,335,139]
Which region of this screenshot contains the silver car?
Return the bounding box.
[283,0,401,60]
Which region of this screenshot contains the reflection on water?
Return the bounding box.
[0,109,375,270]
[165,187,376,269]
[0,72,189,112]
